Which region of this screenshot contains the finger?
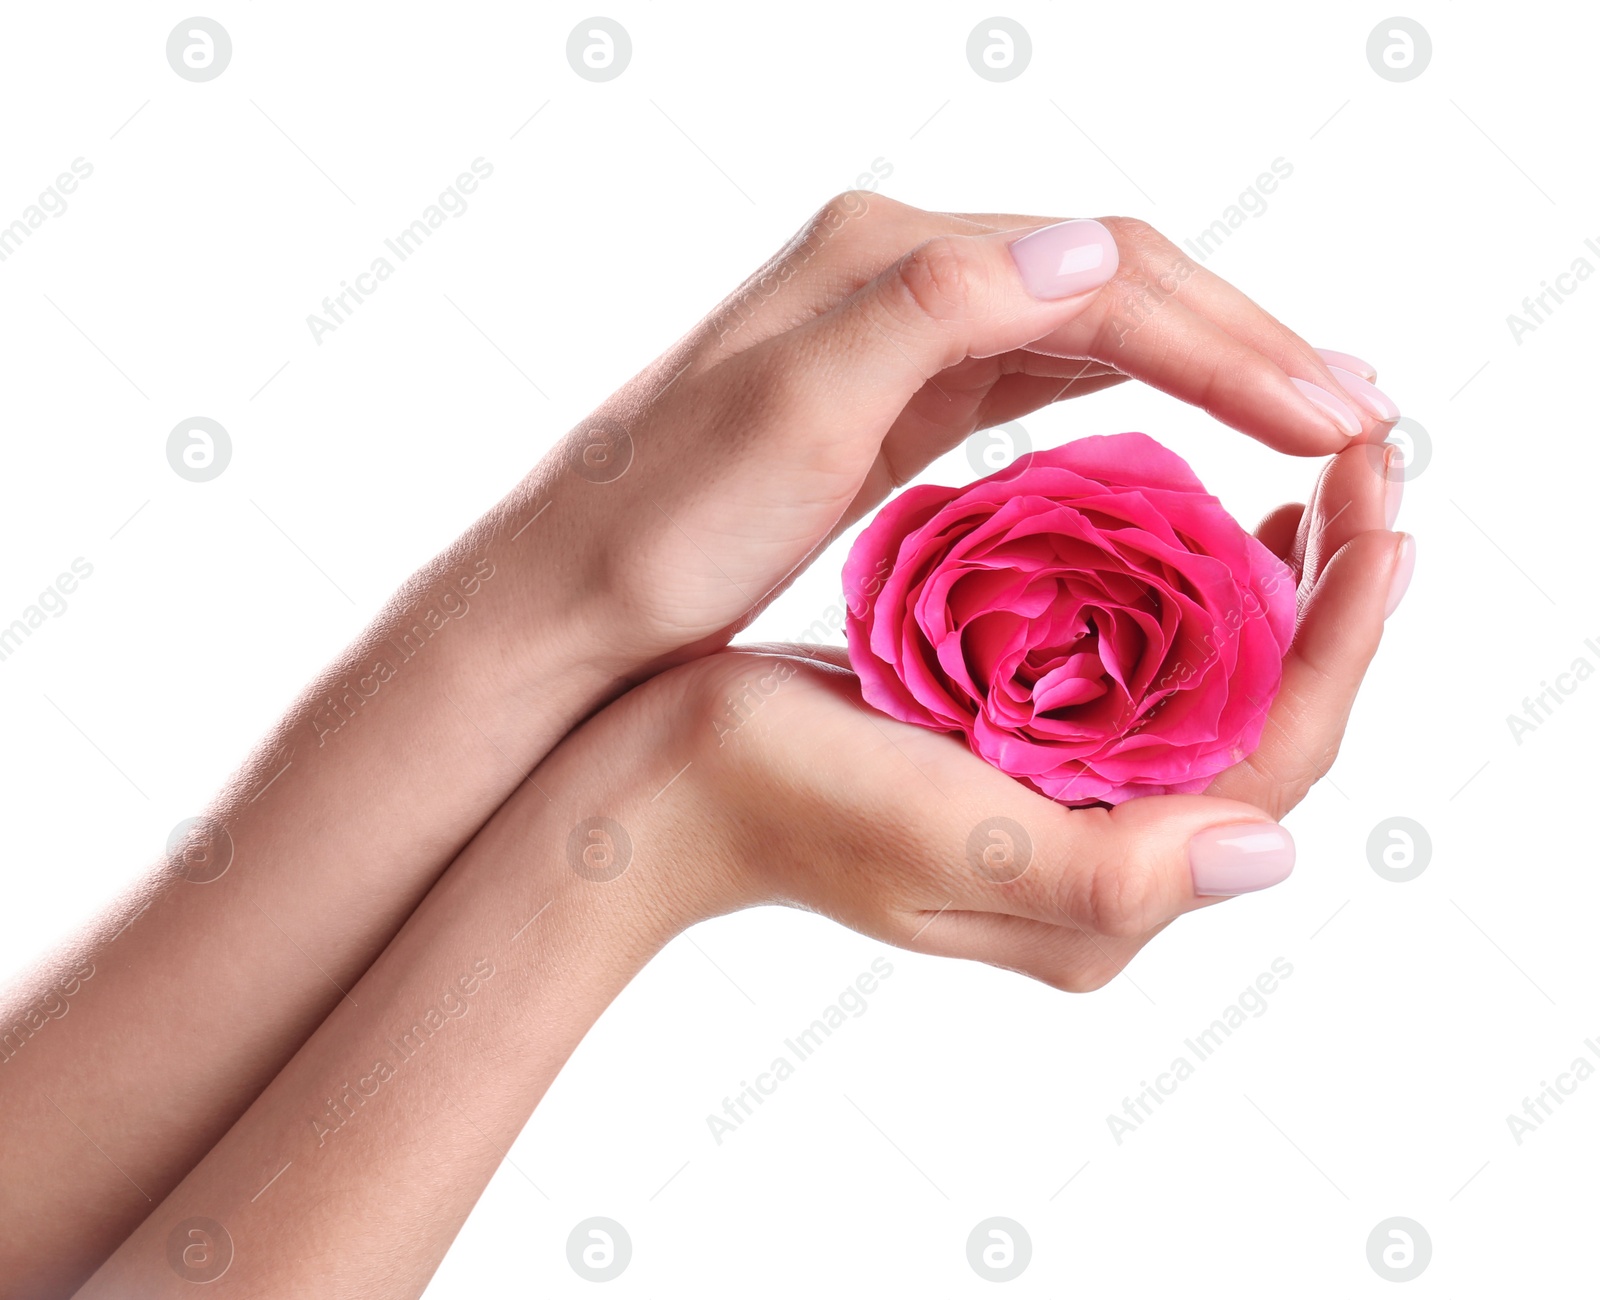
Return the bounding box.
[700,192,959,357]
[1256,503,1305,564]
[1208,529,1413,817]
[1158,263,1399,438]
[1315,348,1378,382]
[759,218,1122,451]
[940,793,1295,940]
[903,908,1153,993]
[1030,286,1362,455]
[1296,442,1399,589]
[951,214,1393,418]
[968,370,1128,430]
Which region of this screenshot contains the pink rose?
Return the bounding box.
[843,432,1295,805]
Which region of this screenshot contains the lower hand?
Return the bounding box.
[603,437,1410,989]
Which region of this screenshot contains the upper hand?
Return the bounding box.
[542,195,1400,672]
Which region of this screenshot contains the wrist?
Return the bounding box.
[535,663,753,950]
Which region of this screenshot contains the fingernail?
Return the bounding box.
[1189,822,1296,897]
[1328,366,1400,424]
[1290,378,1363,438]
[1385,533,1415,619]
[1315,347,1377,381]
[1383,445,1403,529]
[1009,219,1119,301]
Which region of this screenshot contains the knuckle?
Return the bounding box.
[1100,215,1162,254]
[895,235,978,325]
[818,188,877,228]
[797,189,887,255]
[1072,851,1164,940]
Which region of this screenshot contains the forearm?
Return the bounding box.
[75,668,704,1299]
[0,471,639,1294]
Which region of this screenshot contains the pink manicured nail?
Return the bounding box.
[1009,219,1119,300]
[1328,367,1400,424]
[1290,377,1363,438]
[1315,348,1377,381]
[1385,534,1415,619]
[1383,446,1403,529]
[1189,823,1296,897]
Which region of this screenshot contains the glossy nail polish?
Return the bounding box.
[1315,348,1377,381]
[1328,366,1400,424]
[1290,377,1363,438]
[1189,823,1296,897]
[1009,219,1119,300]
[1383,446,1403,529]
[1385,534,1415,619]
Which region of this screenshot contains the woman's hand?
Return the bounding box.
[538,195,1399,673]
[616,436,1410,990]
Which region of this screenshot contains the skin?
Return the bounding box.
[0,194,1402,1297]
[77,437,1405,1298]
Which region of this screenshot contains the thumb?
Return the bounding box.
[959,794,1296,938]
[788,217,1119,427]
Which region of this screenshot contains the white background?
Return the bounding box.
[0,1,1593,1294]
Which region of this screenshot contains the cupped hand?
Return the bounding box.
[622,437,1409,990]
[542,194,1400,672]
